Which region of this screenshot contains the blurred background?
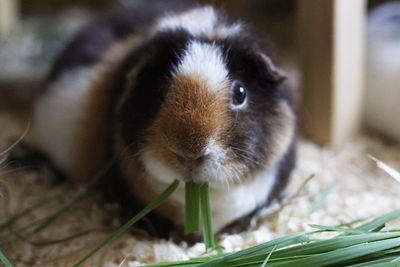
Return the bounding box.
[0,0,399,146]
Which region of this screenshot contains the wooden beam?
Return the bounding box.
[0,0,19,37]
[298,0,366,146]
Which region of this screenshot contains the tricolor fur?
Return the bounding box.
[32,3,297,233]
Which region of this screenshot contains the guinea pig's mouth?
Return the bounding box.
[140,148,246,188]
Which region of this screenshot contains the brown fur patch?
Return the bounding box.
[72,36,143,181]
[147,74,230,165]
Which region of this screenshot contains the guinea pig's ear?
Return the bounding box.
[258,52,287,84]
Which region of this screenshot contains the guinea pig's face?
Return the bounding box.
[117,29,295,187]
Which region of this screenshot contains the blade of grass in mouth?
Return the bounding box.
[199,183,216,250]
[185,182,217,249]
[185,181,200,234]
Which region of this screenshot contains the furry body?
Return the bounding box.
[32,4,296,233]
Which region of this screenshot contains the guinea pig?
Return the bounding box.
[31,3,297,234]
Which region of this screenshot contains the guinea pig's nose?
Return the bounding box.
[175,152,209,167]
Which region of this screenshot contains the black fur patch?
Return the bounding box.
[266,136,296,204]
[219,34,294,173]
[116,30,191,154]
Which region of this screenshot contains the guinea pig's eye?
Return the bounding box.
[231,81,247,107]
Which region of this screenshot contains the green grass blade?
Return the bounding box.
[260,246,276,267]
[144,220,400,267]
[308,224,365,234]
[185,181,200,234]
[143,256,214,267]
[391,256,400,262]
[143,257,214,267]
[285,237,400,266]
[225,233,308,261]
[73,180,179,267]
[0,248,14,267]
[337,217,369,228]
[348,255,400,267]
[219,254,309,267]
[145,262,203,267]
[230,232,400,265]
[362,263,400,267]
[199,183,216,249]
[356,209,400,232]
[33,159,115,233]
[272,232,400,258]
[200,233,308,267]
[142,209,400,267]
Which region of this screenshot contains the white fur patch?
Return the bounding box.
[202,139,227,183]
[165,165,277,231]
[141,139,224,186]
[157,6,217,37]
[141,150,184,184]
[209,166,278,231]
[141,138,278,231]
[154,6,242,39]
[174,41,229,92]
[32,68,92,174]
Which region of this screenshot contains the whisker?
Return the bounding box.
[230,148,260,165]
[0,122,30,158]
[0,166,33,176]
